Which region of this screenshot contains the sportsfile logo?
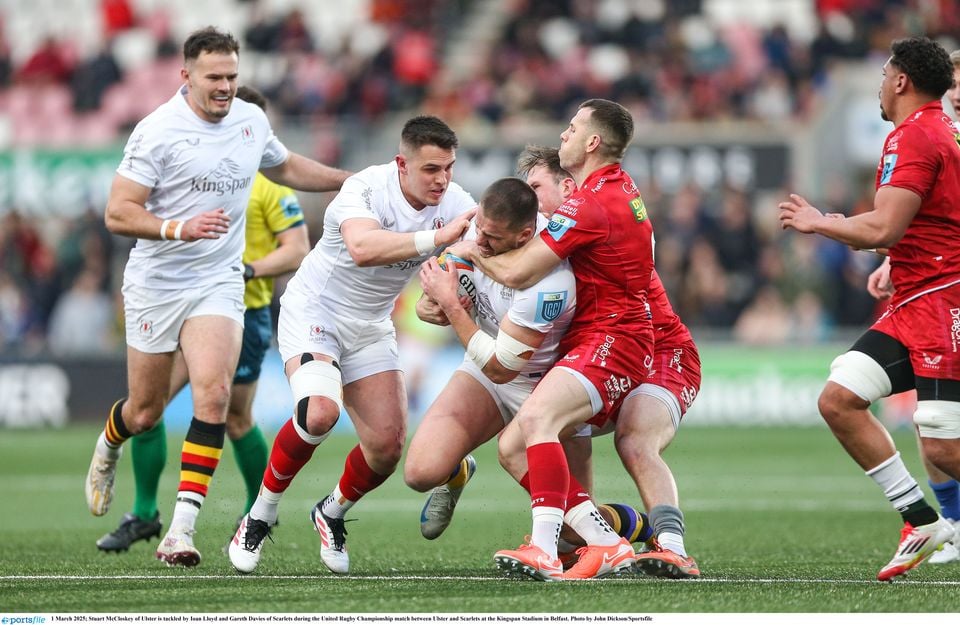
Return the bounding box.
[1,617,46,624]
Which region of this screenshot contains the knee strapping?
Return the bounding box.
[827,351,892,403]
[915,400,960,439]
[289,359,344,430]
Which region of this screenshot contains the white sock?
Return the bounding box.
[250,485,282,525]
[657,531,687,557]
[170,495,201,532]
[97,431,122,458]
[564,501,619,546]
[866,452,924,512]
[531,506,564,559]
[321,485,354,519]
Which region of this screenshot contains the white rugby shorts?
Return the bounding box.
[122,278,244,353]
[278,287,399,385]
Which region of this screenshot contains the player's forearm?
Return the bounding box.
[104,199,167,239]
[347,229,433,267]
[814,213,901,250]
[248,240,309,278]
[443,303,518,383]
[264,153,351,193]
[415,294,449,326]
[471,250,540,290]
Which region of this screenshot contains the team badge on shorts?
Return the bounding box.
[309,324,326,343]
[138,319,153,337]
[535,291,567,323]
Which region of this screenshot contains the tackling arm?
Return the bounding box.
[461,235,563,290]
[341,208,475,267]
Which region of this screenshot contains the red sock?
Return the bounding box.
[262,419,319,493]
[526,442,568,511]
[566,473,592,511]
[338,444,390,502]
[518,472,531,495]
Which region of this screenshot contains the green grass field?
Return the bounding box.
[1,424,957,613]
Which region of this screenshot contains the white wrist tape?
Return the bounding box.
[414,229,436,256]
[173,221,185,241]
[160,219,171,241]
[495,330,537,371]
[466,330,497,370]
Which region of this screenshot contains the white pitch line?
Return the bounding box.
[1,575,959,586]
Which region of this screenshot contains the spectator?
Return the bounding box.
[71,41,122,111]
[16,36,72,85]
[47,268,116,356]
[101,0,135,39]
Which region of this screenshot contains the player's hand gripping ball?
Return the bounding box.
[437,252,477,307]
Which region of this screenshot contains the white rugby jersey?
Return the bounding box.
[287,161,476,321]
[466,216,576,374]
[118,86,289,290]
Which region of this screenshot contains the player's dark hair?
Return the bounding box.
[183,27,240,62]
[889,37,953,99]
[579,98,633,161]
[400,115,459,153]
[480,178,538,232]
[236,85,267,112]
[517,145,572,183]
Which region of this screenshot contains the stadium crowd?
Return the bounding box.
[2,0,958,356]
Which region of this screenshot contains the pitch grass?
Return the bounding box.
[0,425,958,613]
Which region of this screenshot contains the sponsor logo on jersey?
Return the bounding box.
[191,158,252,196]
[280,195,302,218]
[384,259,424,271]
[546,214,577,241]
[880,153,898,185]
[886,130,902,152]
[475,291,497,325]
[535,291,567,323]
[591,177,607,193]
[630,196,647,222]
[921,352,943,368]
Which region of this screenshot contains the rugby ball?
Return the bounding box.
[437,252,477,305]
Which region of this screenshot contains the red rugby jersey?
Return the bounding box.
[540,163,654,346]
[648,269,693,348]
[876,101,960,307]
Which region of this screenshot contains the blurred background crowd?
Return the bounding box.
[1,0,958,357]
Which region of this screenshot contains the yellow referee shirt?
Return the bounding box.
[243,173,305,309]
